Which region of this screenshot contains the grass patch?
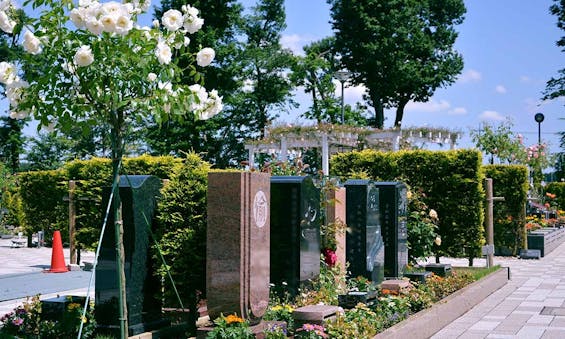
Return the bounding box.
[453,265,501,281]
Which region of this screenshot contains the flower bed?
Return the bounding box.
[527,227,565,257]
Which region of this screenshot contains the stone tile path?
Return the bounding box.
[430,239,565,339]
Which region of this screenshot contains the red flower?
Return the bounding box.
[322,248,337,267]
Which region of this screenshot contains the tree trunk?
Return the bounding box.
[110,110,128,339]
[395,98,409,128]
[368,91,384,129]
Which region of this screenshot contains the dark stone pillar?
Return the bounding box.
[95,175,167,336]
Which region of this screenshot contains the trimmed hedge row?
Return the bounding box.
[483,165,529,255]
[331,149,485,263]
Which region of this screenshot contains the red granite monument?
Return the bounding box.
[206,172,270,323]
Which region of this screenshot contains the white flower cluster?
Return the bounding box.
[189,84,223,120]
[69,0,140,36]
[0,0,17,33]
[0,61,29,120]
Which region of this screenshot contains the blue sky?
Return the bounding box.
[6,0,564,155]
[242,0,564,152]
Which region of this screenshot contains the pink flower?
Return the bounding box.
[12,317,23,326]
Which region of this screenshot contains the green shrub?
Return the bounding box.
[331,149,484,262]
[545,182,565,211]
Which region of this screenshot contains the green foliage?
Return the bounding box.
[470,120,524,165]
[153,153,210,334]
[542,0,564,101]
[326,304,380,338]
[406,188,440,263]
[425,271,474,300]
[207,314,254,339]
[328,0,466,128]
[331,149,484,261]
[545,182,565,211]
[0,295,96,339]
[484,165,529,255]
[263,304,294,332]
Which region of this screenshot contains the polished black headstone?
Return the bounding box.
[270,176,321,296]
[95,175,168,336]
[374,182,408,278]
[344,180,385,284]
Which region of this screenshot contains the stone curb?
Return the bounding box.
[374,266,510,339]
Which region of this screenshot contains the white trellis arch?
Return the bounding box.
[245,124,460,175]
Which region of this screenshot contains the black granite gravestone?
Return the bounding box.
[95,175,167,336]
[270,176,321,296]
[374,182,408,278]
[344,180,385,284]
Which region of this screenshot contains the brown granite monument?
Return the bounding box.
[206,171,270,323]
[325,187,346,271]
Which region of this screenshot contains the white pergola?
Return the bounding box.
[245,125,460,175]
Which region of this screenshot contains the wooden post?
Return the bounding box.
[484,178,505,268]
[68,180,77,265]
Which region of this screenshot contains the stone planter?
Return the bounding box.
[527,227,565,257]
[375,267,510,339]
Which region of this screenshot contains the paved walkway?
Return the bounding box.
[2,237,565,338]
[429,241,565,339]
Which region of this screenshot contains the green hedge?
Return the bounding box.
[17,155,183,247]
[331,149,485,263]
[545,182,565,211]
[484,165,529,255]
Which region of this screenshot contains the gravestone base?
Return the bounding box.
[196,320,286,339]
[403,271,433,284]
[293,305,343,329]
[338,291,378,309]
[519,249,541,259]
[381,279,413,293]
[424,263,453,277]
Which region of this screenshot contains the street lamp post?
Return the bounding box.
[534,113,545,146]
[335,70,351,124]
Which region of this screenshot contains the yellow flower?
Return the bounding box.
[225,314,244,324]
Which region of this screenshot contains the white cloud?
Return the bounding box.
[479,110,506,121]
[519,75,531,83]
[457,69,482,83]
[405,99,451,112]
[448,107,467,115]
[495,85,507,94]
[280,34,308,55]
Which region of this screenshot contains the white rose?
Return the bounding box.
[183,37,190,47]
[0,61,16,84]
[100,14,117,33]
[155,42,172,65]
[147,72,157,82]
[429,209,438,220]
[162,9,183,31]
[23,30,42,55]
[152,19,159,28]
[73,45,94,67]
[184,5,199,18]
[0,10,16,33]
[69,8,86,29]
[114,14,133,35]
[183,16,203,34]
[196,47,215,67]
[86,18,103,35]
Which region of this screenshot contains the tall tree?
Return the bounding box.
[543,0,565,101]
[328,0,466,128]
[239,0,297,138]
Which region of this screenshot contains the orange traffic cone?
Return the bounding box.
[47,230,68,273]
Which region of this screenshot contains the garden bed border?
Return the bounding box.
[375,266,510,339]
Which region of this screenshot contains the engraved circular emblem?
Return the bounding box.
[253,190,268,228]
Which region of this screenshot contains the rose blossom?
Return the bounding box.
[196,47,215,67]
[161,9,183,31]
[74,45,94,67]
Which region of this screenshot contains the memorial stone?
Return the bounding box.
[375,182,408,278]
[95,175,166,336]
[206,172,270,323]
[270,176,321,296]
[344,179,385,284]
[325,187,346,270]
